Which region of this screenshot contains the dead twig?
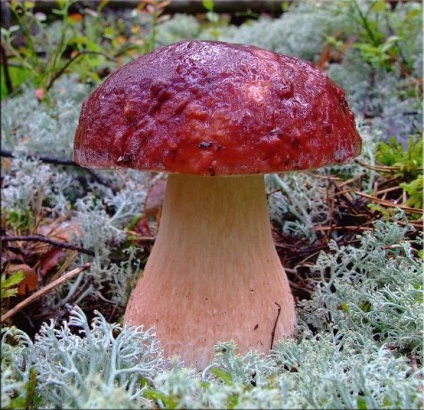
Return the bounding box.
[1,234,95,257]
[275,237,363,256]
[1,149,117,193]
[312,225,372,232]
[1,263,91,322]
[1,148,75,166]
[0,43,13,95]
[270,302,281,350]
[46,50,115,92]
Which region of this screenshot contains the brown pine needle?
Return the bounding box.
[354,191,423,215]
[354,159,399,173]
[1,263,91,323]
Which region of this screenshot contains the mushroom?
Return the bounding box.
[74,40,362,369]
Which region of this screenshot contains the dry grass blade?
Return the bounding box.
[312,225,372,232]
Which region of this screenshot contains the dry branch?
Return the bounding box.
[1,263,91,322]
[1,234,95,257]
[1,149,117,193]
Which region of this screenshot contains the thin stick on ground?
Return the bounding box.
[270,302,282,350]
[1,149,75,166]
[0,149,117,193]
[1,263,91,323]
[1,234,95,257]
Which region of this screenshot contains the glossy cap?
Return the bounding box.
[74,40,362,176]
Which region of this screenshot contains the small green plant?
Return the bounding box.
[0,63,32,100]
[141,0,171,52]
[1,0,121,99]
[1,271,25,299]
[1,0,79,97]
[401,175,423,209]
[202,0,221,39]
[1,0,176,100]
[376,137,424,209]
[376,135,422,178]
[374,135,423,210]
[347,0,421,74]
[4,207,34,231]
[353,34,400,71]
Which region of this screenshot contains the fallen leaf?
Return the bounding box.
[7,263,38,296]
[69,13,83,23]
[39,249,66,277]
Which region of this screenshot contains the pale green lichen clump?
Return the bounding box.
[1,0,422,407]
[2,217,422,409]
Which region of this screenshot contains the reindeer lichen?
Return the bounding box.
[2,217,420,409]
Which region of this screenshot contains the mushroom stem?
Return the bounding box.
[125,174,296,369]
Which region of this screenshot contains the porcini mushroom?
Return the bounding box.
[74,40,362,369]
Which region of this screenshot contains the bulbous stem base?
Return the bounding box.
[125,174,296,369]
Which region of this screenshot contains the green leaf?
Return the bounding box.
[227,393,240,409]
[143,389,177,408]
[406,8,421,19]
[202,0,214,12]
[98,0,110,13]
[1,25,20,37]
[24,1,35,9]
[357,396,368,410]
[6,208,33,230]
[103,27,115,40]
[66,35,90,47]
[370,0,387,13]
[340,303,350,312]
[54,0,67,10]
[206,11,219,23]
[2,271,25,288]
[126,214,142,231]
[400,175,423,209]
[210,368,233,385]
[9,396,27,408]
[1,271,25,299]
[199,381,211,389]
[376,135,423,180]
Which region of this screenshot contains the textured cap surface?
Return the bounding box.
[74,40,362,176]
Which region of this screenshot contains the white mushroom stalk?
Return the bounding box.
[125,174,295,369]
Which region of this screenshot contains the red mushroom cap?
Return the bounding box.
[74,40,362,176]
